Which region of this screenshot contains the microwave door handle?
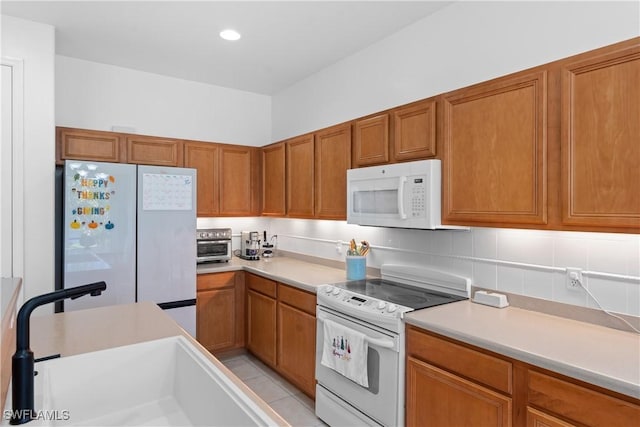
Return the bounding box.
[397,176,407,219]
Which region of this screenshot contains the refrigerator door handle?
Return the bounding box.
[157,299,196,310]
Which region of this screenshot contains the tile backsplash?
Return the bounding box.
[197,217,640,317]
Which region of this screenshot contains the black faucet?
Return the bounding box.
[10,281,107,425]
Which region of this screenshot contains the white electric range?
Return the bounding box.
[315,264,471,427]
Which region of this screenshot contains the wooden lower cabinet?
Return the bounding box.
[406,356,512,427]
[527,370,640,427]
[245,274,317,398]
[407,325,640,427]
[246,273,278,367]
[526,407,575,427]
[407,326,513,427]
[276,284,316,397]
[196,272,245,354]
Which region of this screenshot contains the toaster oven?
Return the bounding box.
[196,228,232,263]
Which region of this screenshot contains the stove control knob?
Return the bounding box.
[331,288,341,296]
[376,301,387,310]
[324,285,334,294]
[387,303,398,313]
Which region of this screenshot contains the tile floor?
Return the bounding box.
[219,352,326,427]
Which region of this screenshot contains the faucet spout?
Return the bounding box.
[10,281,107,425]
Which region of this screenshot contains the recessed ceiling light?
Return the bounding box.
[220,29,241,41]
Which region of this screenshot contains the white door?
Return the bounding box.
[1,64,12,277]
[1,58,24,279]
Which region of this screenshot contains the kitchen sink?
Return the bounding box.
[25,336,280,426]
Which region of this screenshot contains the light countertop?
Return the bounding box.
[404,301,640,399]
[197,255,352,293]
[28,302,289,426]
[199,255,640,399]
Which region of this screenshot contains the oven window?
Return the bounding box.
[197,241,228,257]
[352,190,398,214]
[366,348,380,394]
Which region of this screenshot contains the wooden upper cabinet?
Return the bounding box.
[126,135,184,166]
[392,98,437,161]
[353,114,389,167]
[286,134,315,218]
[57,127,125,163]
[442,70,548,226]
[219,145,258,216]
[315,123,352,219]
[184,142,219,216]
[262,142,286,216]
[561,41,640,231]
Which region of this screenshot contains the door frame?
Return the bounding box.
[1,57,25,279]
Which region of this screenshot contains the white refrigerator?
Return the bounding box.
[62,160,197,336]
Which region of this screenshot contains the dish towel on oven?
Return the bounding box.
[320,318,369,388]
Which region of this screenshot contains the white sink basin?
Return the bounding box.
[25,336,281,426]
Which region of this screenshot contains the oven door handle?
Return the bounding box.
[364,336,395,349]
[317,318,395,349]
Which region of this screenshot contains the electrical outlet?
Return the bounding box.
[566,267,583,290]
[336,240,343,254]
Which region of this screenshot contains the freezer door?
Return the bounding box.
[63,161,137,311]
[136,165,197,304]
[161,305,196,337]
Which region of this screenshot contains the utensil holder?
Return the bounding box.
[346,255,366,280]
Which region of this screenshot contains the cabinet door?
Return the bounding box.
[353,114,389,166]
[126,135,184,166]
[315,123,351,219]
[561,43,640,230]
[406,356,512,427]
[57,127,124,163]
[184,142,219,216]
[528,370,640,427]
[526,407,575,427]
[442,70,548,226]
[197,287,235,352]
[286,134,315,218]
[196,272,244,354]
[277,302,316,397]
[393,99,436,161]
[247,289,277,367]
[262,142,286,216]
[219,145,256,216]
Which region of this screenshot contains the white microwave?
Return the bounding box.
[347,159,465,230]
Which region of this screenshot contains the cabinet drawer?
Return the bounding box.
[528,370,640,426]
[407,326,512,395]
[278,284,315,315]
[197,272,236,291]
[246,273,277,298]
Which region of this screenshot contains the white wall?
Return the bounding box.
[272,1,640,140]
[266,1,640,318]
[1,15,56,308]
[56,56,271,146]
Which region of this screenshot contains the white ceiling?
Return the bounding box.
[1,1,453,95]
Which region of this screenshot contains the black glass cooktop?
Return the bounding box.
[334,278,467,310]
